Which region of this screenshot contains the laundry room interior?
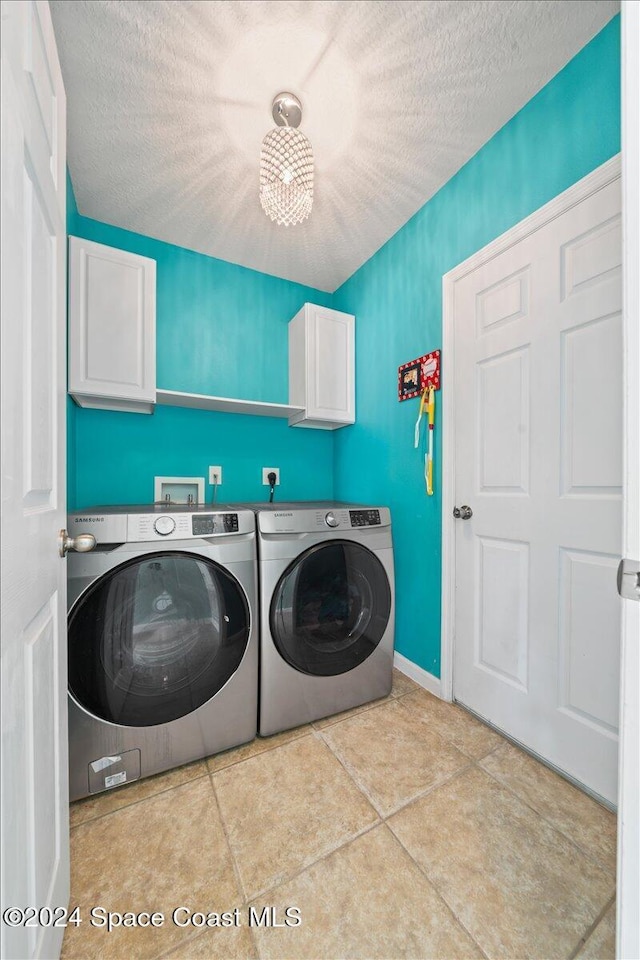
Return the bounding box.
[2,2,639,960]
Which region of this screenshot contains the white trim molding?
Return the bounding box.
[393,652,443,699]
[440,153,622,705]
[617,3,639,957]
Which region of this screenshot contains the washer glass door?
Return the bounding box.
[270,540,391,676]
[68,552,250,726]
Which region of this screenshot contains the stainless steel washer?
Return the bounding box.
[255,502,395,735]
[66,505,258,801]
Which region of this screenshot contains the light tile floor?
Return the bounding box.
[63,671,616,960]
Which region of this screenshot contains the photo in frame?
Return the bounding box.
[397,350,441,401]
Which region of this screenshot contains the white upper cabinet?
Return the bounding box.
[68,236,156,413]
[288,303,355,429]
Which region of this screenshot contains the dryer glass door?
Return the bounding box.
[270,540,391,676]
[68,552,250,726]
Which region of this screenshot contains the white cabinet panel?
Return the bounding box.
[68,236,156,413]
[288,303,355,429]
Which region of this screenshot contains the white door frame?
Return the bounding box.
[616,3,639,957]
[440,152,622,704]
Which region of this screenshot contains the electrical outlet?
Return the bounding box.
[208,465,223,485]
[262,467,280,485]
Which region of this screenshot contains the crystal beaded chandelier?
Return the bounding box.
[260,93,313,227]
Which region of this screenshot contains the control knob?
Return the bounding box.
[325,512,339,528]
[154,515,176,536]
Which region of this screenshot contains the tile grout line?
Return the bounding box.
[317,703,479,820]
[316,696,479,819]
[385,754,615,960]
[208,769,263,960]
[316,700,498,822]
[207,726,312,775]
[244,820,383,907]
[383,687,511,764]
[313,726,391,818]
[381,760,476,821]
[311,689,404,731]
[207,771,251,909]
[69,724,314,831]
[236,721,477,905]
[567,890,617,960]
[379,820,490,960]
[476,761,618,879]
[207,737,380,933]
[152,924,210,960]
[69,768,213,831]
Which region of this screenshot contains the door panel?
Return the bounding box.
[560,313,622,495]
[558,549,620,732]
[476,536,529,691]
[477,347,530,493]
[453,172,621,804]
[1,4,68,958]
[24,154,56,505]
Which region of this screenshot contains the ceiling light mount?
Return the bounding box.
[272,92,302,129]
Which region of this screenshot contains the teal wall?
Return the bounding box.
[66,182,335,509]
[332,16,620,676]
[66,16,620,677]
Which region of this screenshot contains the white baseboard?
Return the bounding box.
[393,652,444,700]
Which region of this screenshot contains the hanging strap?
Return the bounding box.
[414,388,429,449]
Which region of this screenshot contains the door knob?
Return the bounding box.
[58,529,96,557]
[453,505,473,520]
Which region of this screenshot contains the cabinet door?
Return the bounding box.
[289,304,354,428]
[307,305,354,423]
[68,236,156,412]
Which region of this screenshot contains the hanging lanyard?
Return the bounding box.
[414,388,429,449]
[426,387,435,496]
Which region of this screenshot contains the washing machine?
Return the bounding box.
[66,505,258,801]
[255,502,395,735]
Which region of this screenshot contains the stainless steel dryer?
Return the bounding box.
[255,502,395,735]
[66,505,257,801]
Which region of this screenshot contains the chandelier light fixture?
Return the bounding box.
[259,93,313,227]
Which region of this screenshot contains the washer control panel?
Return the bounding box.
[192,513,239,536]
[126,511,246,542]
[68,508,252,544]
[349,509,381,527]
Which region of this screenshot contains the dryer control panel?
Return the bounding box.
[259,506,390,534]
[349,509,381,527]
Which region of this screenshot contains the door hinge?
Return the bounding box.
[617,558,640,601]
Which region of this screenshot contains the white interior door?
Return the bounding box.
[0,3,68,959]
[451,162,622,805]
[617,3,640,955]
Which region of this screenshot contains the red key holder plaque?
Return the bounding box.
[398,350,441,401]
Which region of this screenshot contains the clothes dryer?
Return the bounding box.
[66,505,257,801]
[255,502,395,735]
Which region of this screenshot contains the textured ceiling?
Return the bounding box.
[50,0,619,292]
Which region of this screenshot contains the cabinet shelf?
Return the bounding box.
[156,389,305,419]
